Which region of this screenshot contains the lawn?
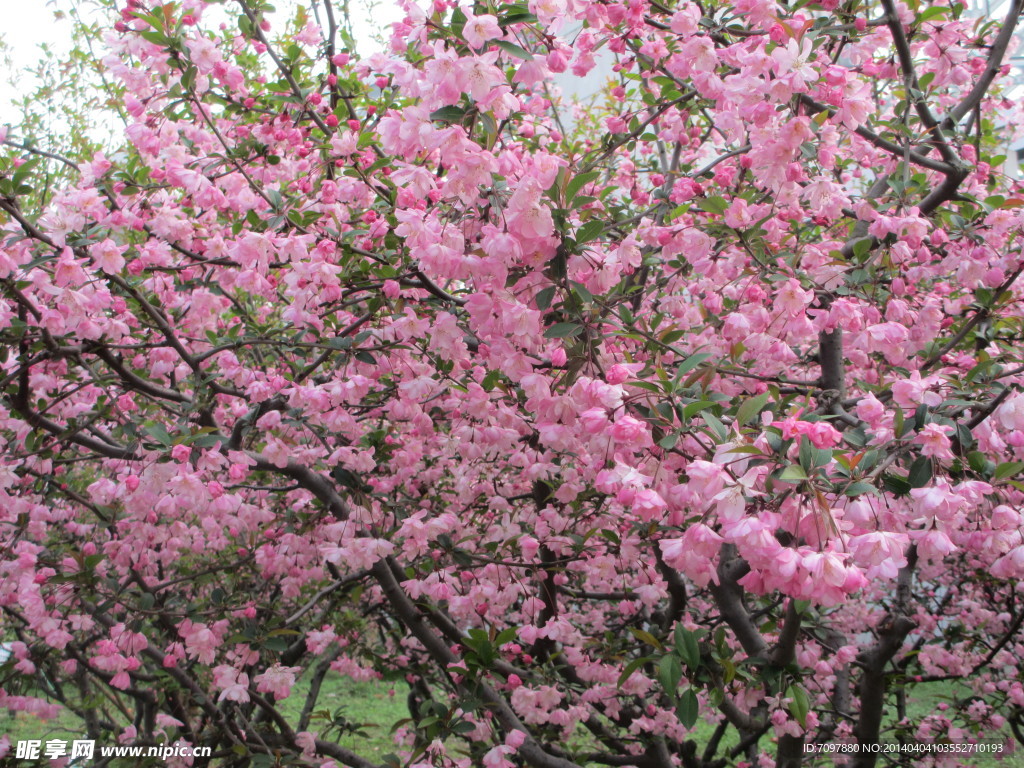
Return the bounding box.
[4,675,1024,766]
[3,674,409,766]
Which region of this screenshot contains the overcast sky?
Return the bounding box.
[0,0,609,152]
[0,0,401,127]
[0,3,75,120]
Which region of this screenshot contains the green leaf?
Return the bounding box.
[543,322,582,339]
[918,5,949,22]
[696,196,728,215]
[264,636,289,652]
[497,10,539,27]
[676,688,699,729]
[429,105,468,123]
[676,352,711,377]
[146,422,172,446]
[967,451,989,474]
[844,481,876,497]
[778,465,809,482]
[882,473,912,496]
[798,436,822,472]
[723,444,764,455]
[907,456,932,488]
[852,237,872,261]
[735,392,769,426]
[674,626,701,669]
[493,40,534,60]
[658,432,680,449]
[576,220,603,244]
[812,446,833,468]
[787,684,810,727]
[682,400,716,419]
[482,369,502,391]
[566,171,601,204]
[629,627,664,651]
[495,627,518,646]
[702,412,728,441]
[449,5,467,34]
[535,286,556,310]
[630,381,664,394]
[331,466,370,493]
[616,656,652,688]
[658,654,683,694]
[893,406,907,438]
[571,281,594,304]
[994,461,1024,481]
[139,29,170,46]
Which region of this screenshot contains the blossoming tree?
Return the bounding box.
[3,0,1024,765]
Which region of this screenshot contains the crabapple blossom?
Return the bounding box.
[2,0,1024,766]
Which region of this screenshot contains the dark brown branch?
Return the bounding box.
[708,545,768,658]
[879,0,958,167]
[249,452,352,520]
[947,0,1024,125]
[851,546,918,768]
[370,561,584,768]
[796,96,956,175]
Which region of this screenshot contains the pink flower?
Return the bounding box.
[483,745,516,768]
[669,3,700,35]
[254,664,299,700]
[546,48,568,73]
[776,278,813,315]
[579,407,608,434]
[505,730,527,749]
[90,238,127,274]
[214,665,250,703]
[865,322,910,362]
[801,550,849,588]
[891,372,942,408]
[506,181,554,241]
[463,13,501,49]
[997,394,1024,431]
[632,489,667,521]
[775,417,840,448]
[660,524,723,587]
[606,363,643,384]
[915,423,954,460]
[855,393,886,427]
[178,620,221,665]
[803,421,841,449]
[608,415,649,445]
[915,528,956,562]
[848,532,909,579]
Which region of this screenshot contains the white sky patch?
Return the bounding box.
[0,0,402,128]
[0,2,75,123]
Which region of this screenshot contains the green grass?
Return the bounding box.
[2,674,409,763]
[892,683,1024,767]
[4,676,1024,766]
[277,675,409,759]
